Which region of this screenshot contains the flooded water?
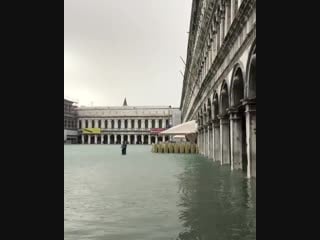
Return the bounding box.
[64,145,256,240]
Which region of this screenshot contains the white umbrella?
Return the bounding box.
[159,120,197,135]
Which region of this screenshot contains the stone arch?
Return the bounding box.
[230,64,247,172]
[244,40,256,178]
[212,91,219,120]
[207,97,212,122]
[230,64,245,107]
[219,80,229,116]
[246,40,256,99]
[199,108,203,127]
[116,135,121,144]
[130,135,134,144]
[143,135,148,144]
[219,80,231,165]
[110,135,115,144]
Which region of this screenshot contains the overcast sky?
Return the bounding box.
[64,0,192,107]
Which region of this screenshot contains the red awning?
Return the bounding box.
[150,128,166,134]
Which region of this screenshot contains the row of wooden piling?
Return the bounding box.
[151,143,199,154]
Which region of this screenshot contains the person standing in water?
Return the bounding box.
[121,141,127,155]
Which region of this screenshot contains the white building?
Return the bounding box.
[77,98,181,144]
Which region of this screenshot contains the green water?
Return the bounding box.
[64,145,256,240]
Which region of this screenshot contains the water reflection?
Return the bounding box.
[176,156,256,240]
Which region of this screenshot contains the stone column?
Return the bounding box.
[142,119,145,129]
[101,134,104,144]
[88,135,91,144]
[107,135,110,145]
[148,135,151,144]
[203,126,206,156]
[204,125,207,156]
[94,135,98,144]
[121,119,124,129]
[208,124,213,160]
[134,135,137,144]
[213,119,220,162]
[244,99,256,178]
[197,129,200,151]
[229,108,243,170]
[199,128,203,154]
[206,125,210,157]
[81,135,84,144]
[114,119,118,129]
[155,119,159,128]
[155,135,158,144]
[207,125,211,158]
[148,119,151,130]
[219,115,231,165]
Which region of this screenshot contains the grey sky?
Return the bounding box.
[64,0,192,107]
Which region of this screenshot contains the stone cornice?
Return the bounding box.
[180,0,217,109]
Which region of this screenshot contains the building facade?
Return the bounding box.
[180,0,256,177]
[64,99,78,143]
[77,99,181,145]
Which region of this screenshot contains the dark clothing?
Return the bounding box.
[121,143,127,155]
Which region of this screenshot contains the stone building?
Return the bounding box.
[77,99,181,145]
[180,0,256,177]
[64,99,78,143]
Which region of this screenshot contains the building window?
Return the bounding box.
[105,120,108,129]
[118,120,121,129]
[159,120,162,128]
[98,120,101,128]
[92,120,95,128]
[85,120,88,128]
[79,120,82,129]
[64,119,67,128]
[111,120,114,129]
[131,120,135,128]
[152,120,155,128]
[138,120,141,129]
[125,120,128,129]
[145,120,148,129]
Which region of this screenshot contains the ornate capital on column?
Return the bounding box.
[218,114,230,124]
[242,98,256,113]
[228,107,241,120]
